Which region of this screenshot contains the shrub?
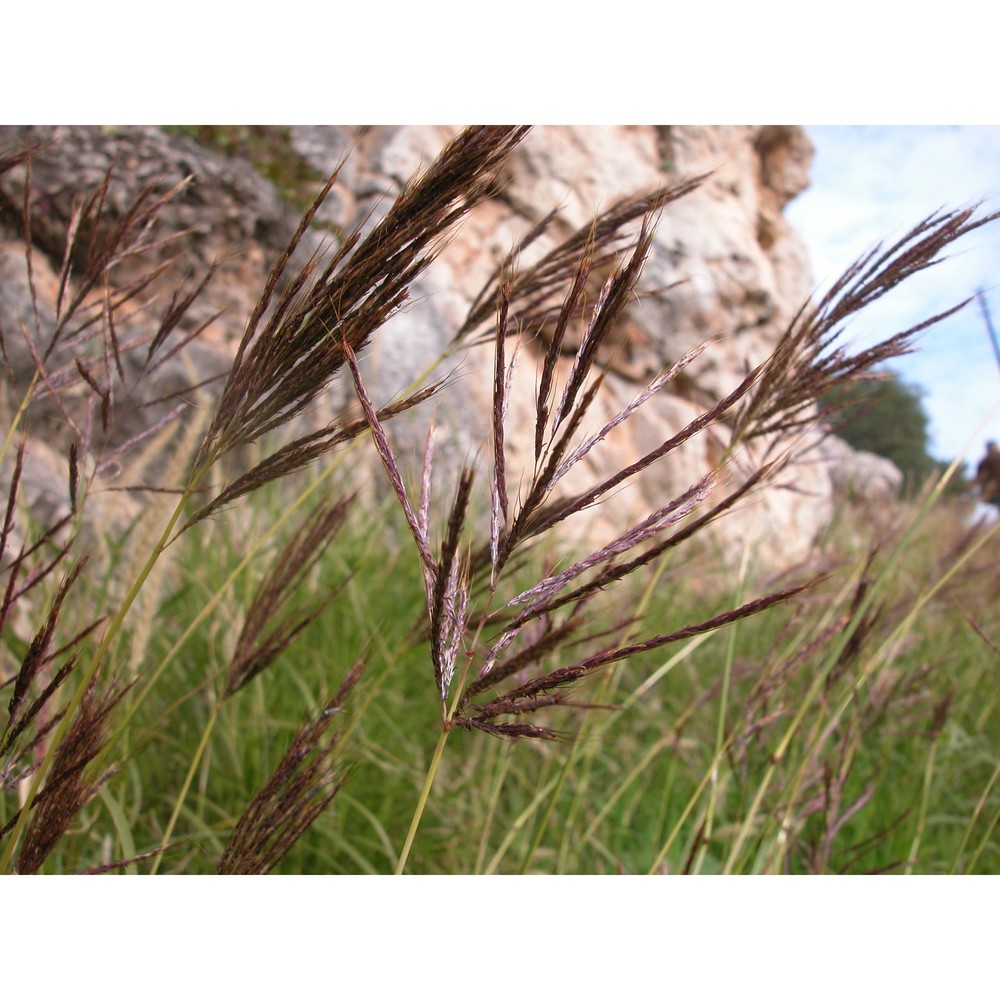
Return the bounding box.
[821,368,965,493]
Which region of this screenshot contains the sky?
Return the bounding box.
[785,126,1000,470]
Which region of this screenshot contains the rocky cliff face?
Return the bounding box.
[0,125,886,569]
[296,125,835,563]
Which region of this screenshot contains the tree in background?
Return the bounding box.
[820,369,964,495]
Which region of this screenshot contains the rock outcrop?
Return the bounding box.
[0,124,887,570]
[295,126,832,564]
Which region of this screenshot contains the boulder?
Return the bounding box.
[819,433,904,502]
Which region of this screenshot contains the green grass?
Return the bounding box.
[13,484,993,875]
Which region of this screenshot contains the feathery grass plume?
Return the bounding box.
[490,273,514,583]
[472,197,993,720]
[532,235,596,464]
[44,168,195,365]
[338,337,436,573]
[733,206,1000,447]
[353,186,819,753]
[454,176,708,347]
[225,494,354,696]
[458,579,819,740]
[464,616,586,699]
[548,342,710,488]
[193,126,531,476]
[429,468,474,702]
[518,366,763,552]
[143,262,222,368]
[552,218,656,432]
[1,140,222,505]
[3,127,995,872]
[217,660,364,874]
[13,679,129,874]
[524,461,785,626]
[6,556,88,731]
[476,472,719,683]
[483,221,669,577]
[0,144,197,365]
[183,381,440,530]
[341,334,475,704]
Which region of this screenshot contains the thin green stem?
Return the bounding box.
[950,756,1000,874]
[693,542,748,874]
[393,568,498,873]
[965,796,1000,874]
[475,741,514,874]
[905,738,939,875]
[518,742,575,874]
[733,512,998,875]
[555,558,672,872]
[0,372,39,470]
[394,722,450,874]
[647,761,718,874]
[483,774,561,875]
[393,646,478,874]
[579,731,674,853]
[148,702,219,875]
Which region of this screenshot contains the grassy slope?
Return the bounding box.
[35,486,996,875]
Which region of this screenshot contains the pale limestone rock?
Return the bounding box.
[0,125,839,570]
[326,126,829,568]
[0,124,317,343]
[819,434,904,501]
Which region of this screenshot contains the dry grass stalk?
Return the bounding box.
[225,494,354,696]
[735,206,1000,446]
[12,679,129,874]
[347,150,1000,761]
[217,660,364,875]
[195,127,530,473]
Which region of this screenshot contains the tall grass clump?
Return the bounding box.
[0,126,997,874]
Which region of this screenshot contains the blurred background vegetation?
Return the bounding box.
[821,370,968,495]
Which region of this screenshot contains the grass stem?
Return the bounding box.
[394,722,450,874]
[148,702,219,874]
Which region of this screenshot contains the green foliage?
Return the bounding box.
[821,369,962,493]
